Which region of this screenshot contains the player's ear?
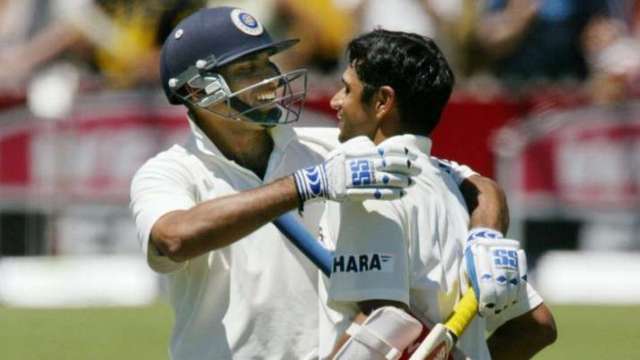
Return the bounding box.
[373,85,396,121]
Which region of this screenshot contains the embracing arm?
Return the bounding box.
[151,176,299,262]
[460,174,509,234]
[465,174,558,357]
[488,303,558,359]
[148,137,417,263]
[438,157,509,234]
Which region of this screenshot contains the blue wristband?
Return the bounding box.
[467,227,503,242]
[293,164,328,202]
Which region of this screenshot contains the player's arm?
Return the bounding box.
[444,161,527,318]
[151,176,299,261]
[436,158,509,233]
[460,174,509,234]
[487,303,557,359]
[150,138,417,262]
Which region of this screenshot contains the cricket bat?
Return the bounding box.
[273,212,333,276]
[408,288,478,360]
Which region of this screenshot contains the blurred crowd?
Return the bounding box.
[1,0,639,259]
[0,0,640,111]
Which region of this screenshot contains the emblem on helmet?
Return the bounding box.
[230,9,263,36]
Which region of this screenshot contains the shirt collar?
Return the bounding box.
[186,114,298,160]
[377,134,432,157]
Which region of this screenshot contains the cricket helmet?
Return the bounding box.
[160,6,307,125]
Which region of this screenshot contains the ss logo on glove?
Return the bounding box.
[493,249,518,268]
[464,228,528,317]
[350,159,373,186]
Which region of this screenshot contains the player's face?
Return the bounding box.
[218,51,280,112]
[331,65,377,143]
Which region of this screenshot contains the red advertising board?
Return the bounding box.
[495,103,640,211]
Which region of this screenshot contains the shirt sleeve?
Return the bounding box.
[294,126,340,156]
[129,151,197,273]
[431,157,479,186]
[327,200,410,308]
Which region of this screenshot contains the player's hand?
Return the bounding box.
[463,228,527,317]
[293,136,420,202]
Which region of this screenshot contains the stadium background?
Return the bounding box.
[1,0,639,358]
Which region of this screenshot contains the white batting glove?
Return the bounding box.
[464,228,528,317]
[293,136,420,202]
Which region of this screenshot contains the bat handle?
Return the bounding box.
[273,213,333,277]
[407,290,478,360]
[444,288,478,339]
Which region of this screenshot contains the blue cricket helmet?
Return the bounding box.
[160,6,299,105]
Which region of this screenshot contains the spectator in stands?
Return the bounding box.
[0,0,205,90]
[272,0,354,73]
[352,0,470,77]
[582,14,640,104]
[0,0,47,50]
[198,0,354,75]
[0,0,68,91]
[475,0,610,86]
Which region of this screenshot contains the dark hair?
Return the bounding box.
[347,29,454,134]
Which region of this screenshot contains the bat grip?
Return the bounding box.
[444,288,478,339]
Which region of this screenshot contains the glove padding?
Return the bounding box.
[464,228,528,317]
[293,136,420,202]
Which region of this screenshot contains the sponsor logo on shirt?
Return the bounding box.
[332,253,394,273]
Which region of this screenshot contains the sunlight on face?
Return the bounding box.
[330,65,377,142]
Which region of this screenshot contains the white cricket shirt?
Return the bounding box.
[130,119,329,360]
[319,134,543,360]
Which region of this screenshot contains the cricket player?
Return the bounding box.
[130,6,533,359]
[318,29,557,359]
[130,7,422,359]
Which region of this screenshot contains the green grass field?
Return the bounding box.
[0,303,173,360]
[1,303,639,359]
[536,305,640,360]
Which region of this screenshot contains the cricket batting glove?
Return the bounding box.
[464,228,528,317]
[293,136,420,203]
